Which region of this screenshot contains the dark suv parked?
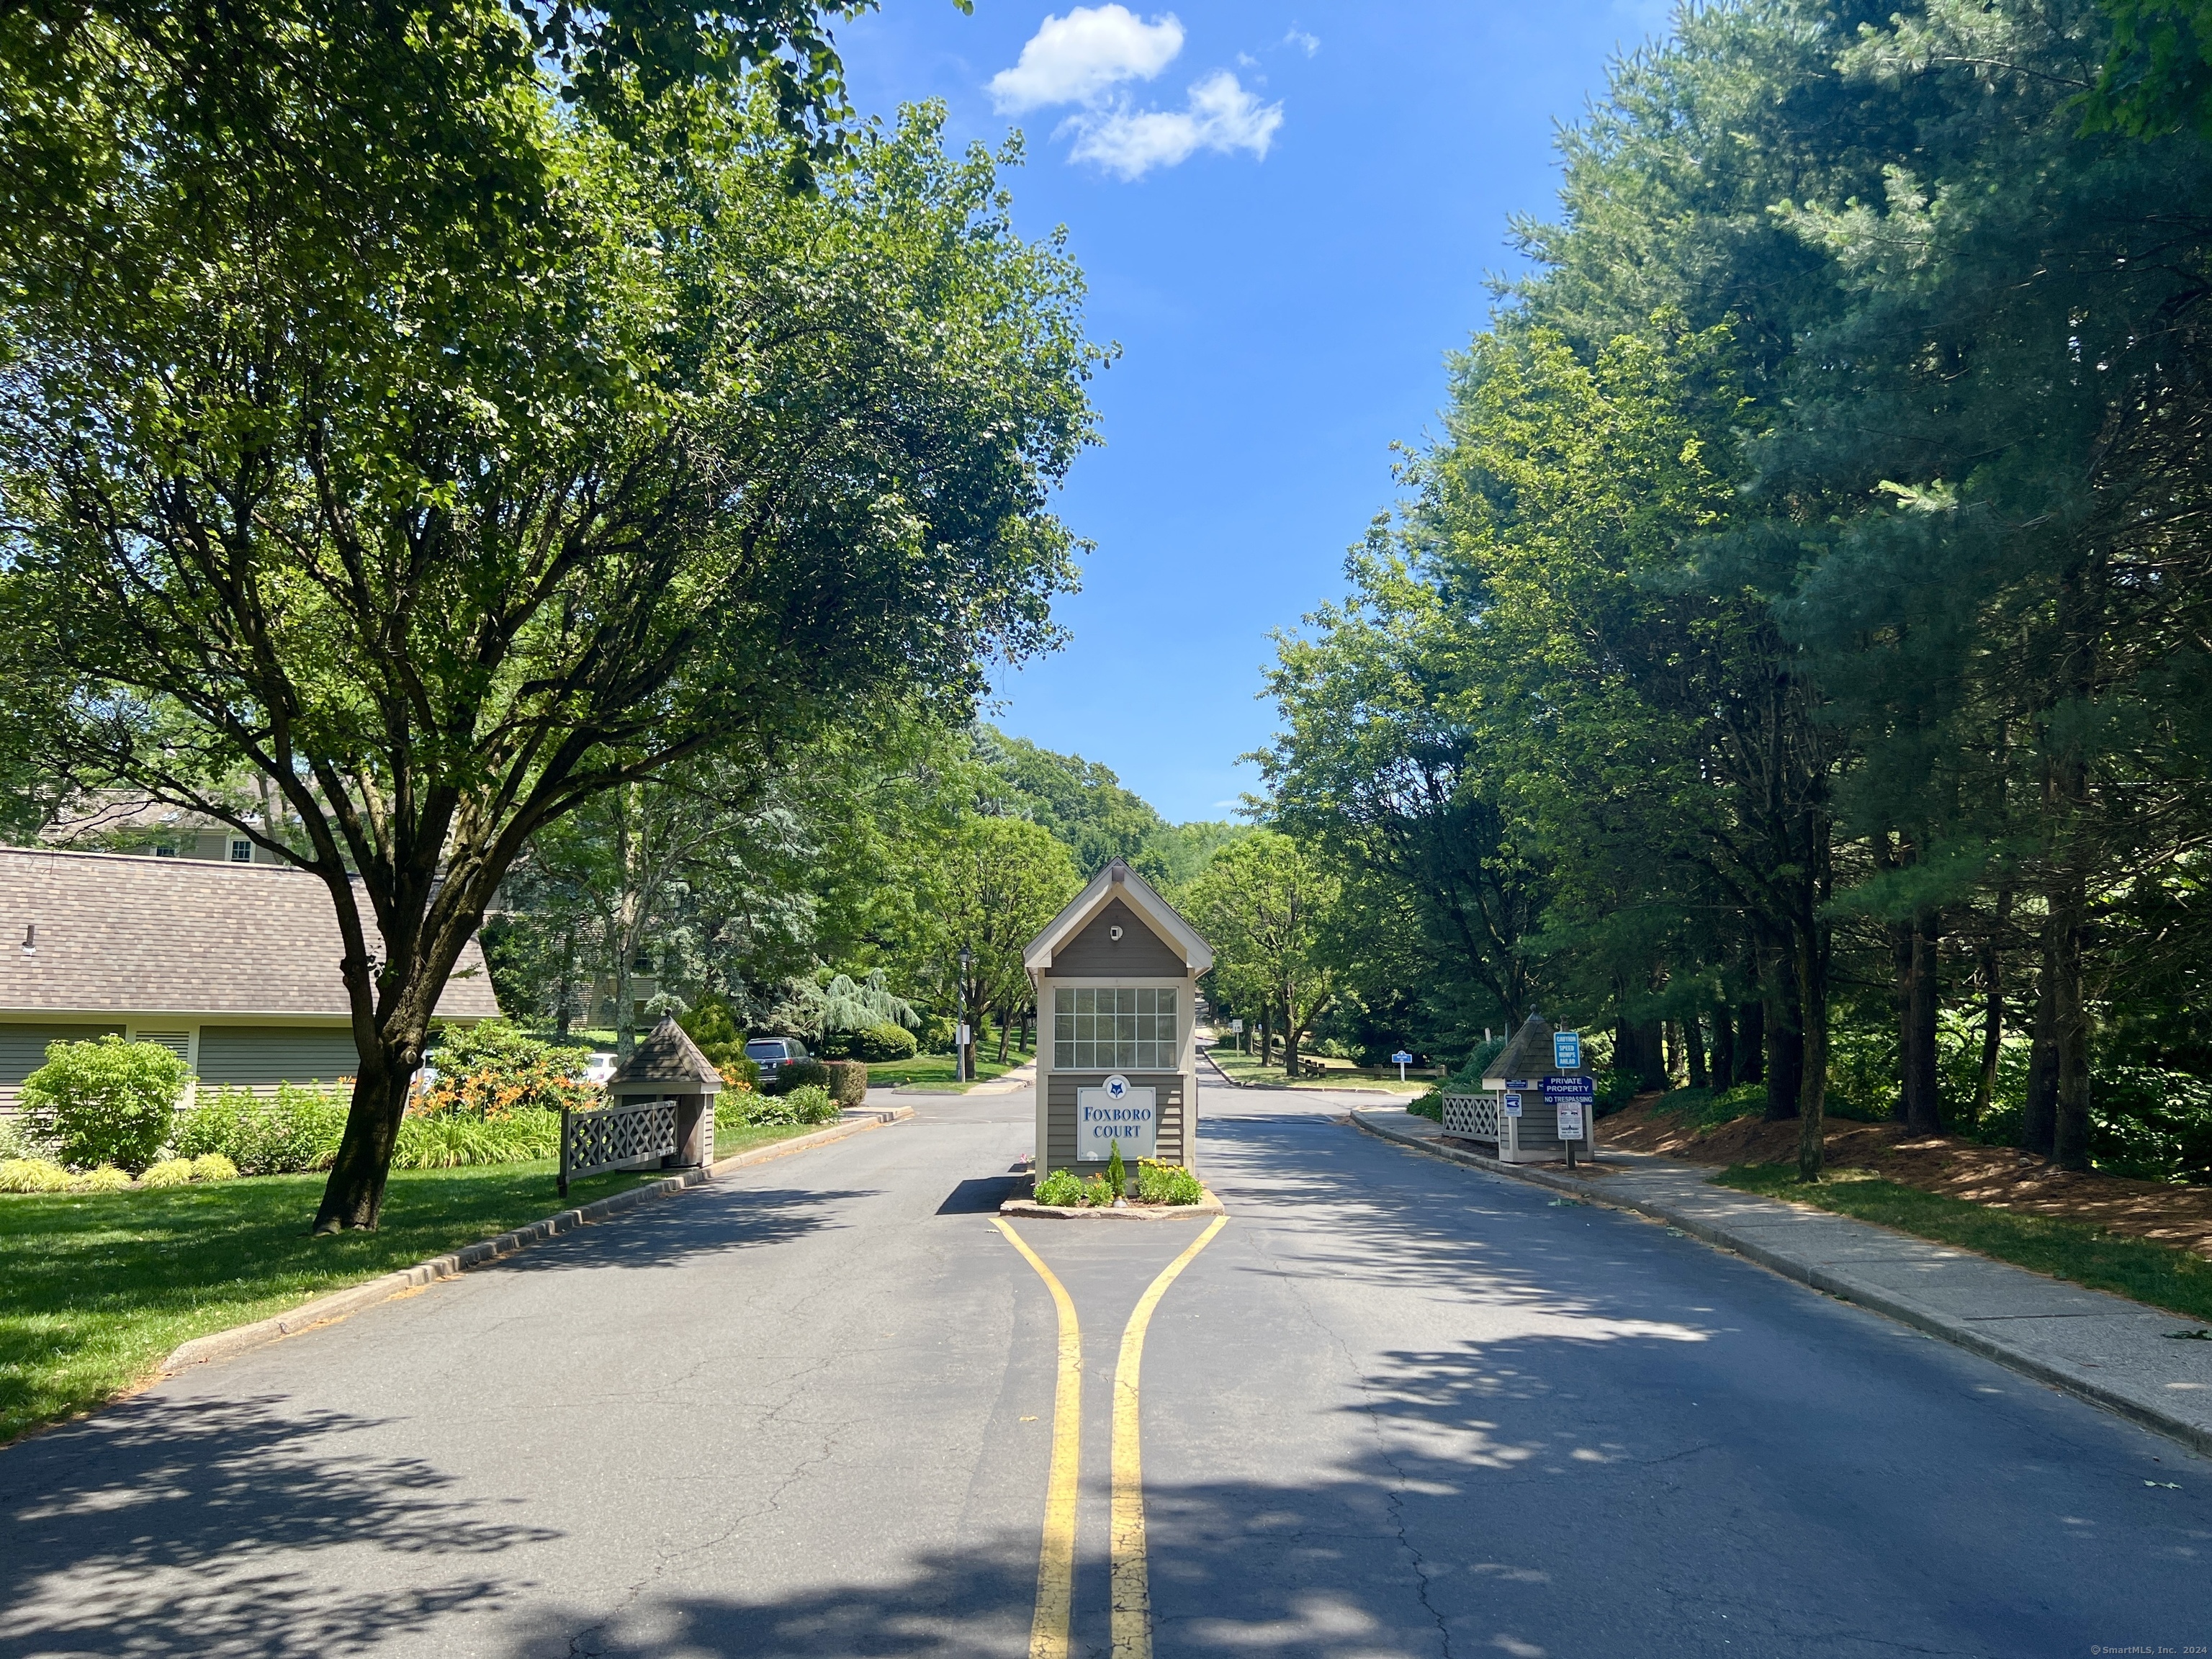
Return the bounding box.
[745,1037,811,1076]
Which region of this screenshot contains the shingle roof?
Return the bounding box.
[1485,1012,1558,1084]
[608,1017,724,1091]
[0,847,502,1019]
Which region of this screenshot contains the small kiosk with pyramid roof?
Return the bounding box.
[560,1015,723,1195]
[1437,1010,1597,1165]
[1023,858,1213,1181]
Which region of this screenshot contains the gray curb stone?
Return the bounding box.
[158,1105,915,1376]
[1352,1107,2212,1460]
[998,1192,1226,1220]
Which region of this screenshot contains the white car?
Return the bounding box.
[582,1052,618,1086]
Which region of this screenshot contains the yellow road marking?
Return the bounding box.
[995,1219,1082,1659]
[1111,1215,1228,1659]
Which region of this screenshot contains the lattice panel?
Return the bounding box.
[563,1099,677,1186]
[1441,1092,1501,1143]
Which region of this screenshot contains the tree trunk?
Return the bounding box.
[1282,981,1302,1079]
[1663,1020,1681,1084]
[314,1036,425,1232]
[1971,893,2010,1126]
[2051,878,2092,1172]
[994,1009,1012,1065]
[2023,925,2059,1156]
[1735,1000,1764,1086]
[1709,1005,1734,1089]
[554,924,577,1038]
[1259,1011,1272,1071]
[1764,954,1801,1122]
[1901,912,1943,1135]
[1685,1013,1709,1089]
[1797,920,1831,1181]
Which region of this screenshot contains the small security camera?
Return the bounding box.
[1109,925,1123,941]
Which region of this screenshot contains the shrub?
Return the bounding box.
[0,1157,73,1194]
[174,1083,349,1175]
[0,1115,45,1161]
[1034,1167,1087,1206]
[392,1107,561,1169]
[19,1036,188,1172]
[783,1084,839,1125]
[190,1153,239,1182]
[769,1057,831,1096]
[1080,1173,1116,1206]
[678,998,757,1078]
[1596,1068,1642,1115]
[823,1061,868,1109]
[716,1056,763,1090]
[1407,1096,1443,1122]
[730,1091,803,1126]
[1136,1159,1202,1205]
[421,1021,594,1118]
[72,1164,132,1193]
[140,1158,197,1188]
[1105,1141,1128,1197]
[855,1023,918,1063]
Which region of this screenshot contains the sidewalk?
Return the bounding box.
[1354,1106,2212,1459]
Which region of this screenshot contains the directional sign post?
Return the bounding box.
[1390,1048,1414,1082]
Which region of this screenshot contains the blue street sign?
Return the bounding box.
[1541,1075,1596,1100]
[1390,1050,1413,1065]
[1553,1030,1583,1070]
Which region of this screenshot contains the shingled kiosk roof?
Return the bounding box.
[608,1017,724,1092]
[1484,1012,1562,1085]
[0,846,500,1019]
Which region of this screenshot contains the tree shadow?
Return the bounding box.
[487,1184,878,1275]
[1,1395,562,1658]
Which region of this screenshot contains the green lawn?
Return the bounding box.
[713,1120,830,1159]
[1206,1046,1435,1095]
[1717,1164,2212,1326]
[0,1157,683,1445]
[865,1048,1033,1092]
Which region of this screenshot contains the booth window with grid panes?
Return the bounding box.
[1055,986,1177,1071]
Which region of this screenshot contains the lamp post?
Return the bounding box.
[957,945,974,1083]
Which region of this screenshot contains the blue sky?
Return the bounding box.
[838,2,1673,823]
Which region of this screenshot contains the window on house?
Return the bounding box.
[230,839,252,862]
[1056,986,1177,1072]
[155,845,176,857]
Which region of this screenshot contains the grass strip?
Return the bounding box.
[2,1130,796,1446]
[1716,1163,2212,1325]
[1208,1047,1433,1094]
[713,1120,828,1160]
[863,1049,1033,1091]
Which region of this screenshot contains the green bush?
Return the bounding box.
[768,1057,832,1096]
[1105,1141,1128,1197]
[174,1083,349,1175]
[783,1084,839,1125]
[822,1060,869,1109]
[1080,1173,1116,1205]
[190,1152,239,1182]
[0,1115,45,1161]
[1034,1167,1087,1206]
[855,1023,919,1062]
[422,1020,594,1117]
[392,1107,561,1169]
[0,1157,73,1193]
[140,1158,197,1188]
[1596,1068,1642,1115]
[715,1054,763,1089]
[1136,1160,1202,1205]
[73,1164,132,1193]
[19,1036,188,1172]
[1406,1095,1443,1122]
[677,998,757,1079]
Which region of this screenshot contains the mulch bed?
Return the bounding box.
[1599,1096,2212,1260]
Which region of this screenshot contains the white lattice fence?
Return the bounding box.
[561,1099,677,1195]
[1440,1092,1501,1143]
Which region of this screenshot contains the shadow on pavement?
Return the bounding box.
[935,1175,1025,1215]
[1,1395,559,1658]
[487,1184,878,1275]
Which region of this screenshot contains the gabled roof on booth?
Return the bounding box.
[608,1016,724,1092]
[1023,858,1213,976]
[1483,1012,1559,1085]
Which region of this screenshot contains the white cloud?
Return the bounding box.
[1284,27,1320,56]
[1064,70,1282,180]
[989,6,1185,113]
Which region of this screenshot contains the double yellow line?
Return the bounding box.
[995,1215,1227,1659]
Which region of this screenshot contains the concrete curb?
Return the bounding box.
[999,1192,1226,1221]
[158,1105,916,1377]
[1352,1107,2212,1461]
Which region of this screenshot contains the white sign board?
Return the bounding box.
[1229,1019,1244,1033]
[957,1023,971,1048]
[1503,1093,1522,1118]
[1555,1099,1586,1141]
[1077,1081,1158,1161]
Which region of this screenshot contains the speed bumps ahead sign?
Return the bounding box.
[1076,1074,1157,1160]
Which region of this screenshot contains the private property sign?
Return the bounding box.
[1543,1075,1594,1141]
[1077,1074,1158,1160]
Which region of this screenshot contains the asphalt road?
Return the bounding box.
[3,1078,2206,1658]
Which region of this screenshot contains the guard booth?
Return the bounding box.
[1440,1011,1596,1165]
[1023,858,1213,1180]
[562,1016,721,1195]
